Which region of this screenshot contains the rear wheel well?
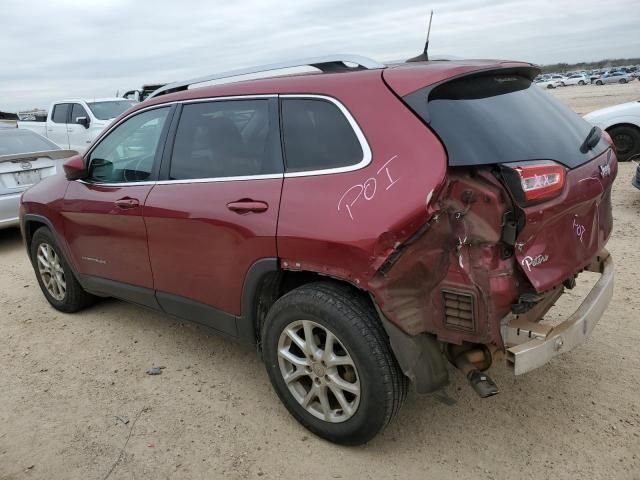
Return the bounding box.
[23,220,48,250]
[606,123,640,134]
[252,269,373,348]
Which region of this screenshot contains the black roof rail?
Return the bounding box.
[147,54,385,99]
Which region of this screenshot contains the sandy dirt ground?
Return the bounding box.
[1,82,639,480]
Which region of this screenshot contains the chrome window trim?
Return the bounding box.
[280,94,372,178]
[81,93,371,186]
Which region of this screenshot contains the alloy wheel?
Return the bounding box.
[277,319,360,423]
[36,243,66,301]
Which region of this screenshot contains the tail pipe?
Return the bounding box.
[453,347,499,398]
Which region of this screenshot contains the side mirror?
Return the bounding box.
[63,154,88,180]
[75,116,90,129]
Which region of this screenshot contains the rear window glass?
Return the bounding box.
[0,130,59,155]
[281,98,363,172]
[404,74,608,168]
[170,99,281,180]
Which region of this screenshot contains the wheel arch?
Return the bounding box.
[242,262,449,393]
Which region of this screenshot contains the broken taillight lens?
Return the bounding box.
[501,161,566,203]
[515,163,566,201]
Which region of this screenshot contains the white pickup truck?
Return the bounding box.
[17,98,136,153]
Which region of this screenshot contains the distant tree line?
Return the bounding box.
[540,58,640,73]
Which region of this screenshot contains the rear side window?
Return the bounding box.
[404,73,608,169]
[51,104,70,124]
[169,99,281,180]
[281,98,363,173]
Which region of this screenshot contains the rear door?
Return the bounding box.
[48,103,71,148]
[144,97,283,334]
[62,106,173,302]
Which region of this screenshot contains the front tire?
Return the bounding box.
[579,80,585,85]
[619,78,627,84]
[596,80,603,85]
[262,282,407,445]
[30,227,96,312]
[608,125,640,162]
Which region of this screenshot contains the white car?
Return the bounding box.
[0,129,75,228]
[535,79,561,89]
[584,100,640,161]
[561,74,589,86]
[17,98,136,153]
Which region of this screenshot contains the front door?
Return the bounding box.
[61,106,173,303]
[48,103,70,148]
[144,98,283,334]
[68,103,91,153]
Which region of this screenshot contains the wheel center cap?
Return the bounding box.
[311,363,326,377]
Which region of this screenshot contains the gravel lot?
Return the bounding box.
[1,82,639,480]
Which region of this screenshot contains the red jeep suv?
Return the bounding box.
[20,56,616,445]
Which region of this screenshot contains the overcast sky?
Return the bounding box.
[1,0,639,111]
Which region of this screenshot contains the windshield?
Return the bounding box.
[0,129,60,156]
[405,73,608,168]
[87,100,137,120]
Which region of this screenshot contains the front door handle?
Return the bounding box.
[114,197,140,209]
[226,200,268,214]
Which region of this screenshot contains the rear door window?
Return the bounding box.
[281,98,364,173]
[169,99,281,180]
[51,104,71,124]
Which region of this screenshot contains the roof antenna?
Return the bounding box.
[407,10,433,63]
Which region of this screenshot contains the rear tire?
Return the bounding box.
[262,282,407,445]
[30,227,96,313]
[596,80,603,85]
[608,125,640,162]
[579,80,585,85]
[619,78,627,84]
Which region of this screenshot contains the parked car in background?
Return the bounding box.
[535,78,561,89]
[584,100,640,161]
[594,72,633,85]
[17,98,136,153]
[1,129,75,228]
[562,74,589,86]
[20,55,617,445]
[122,83,167,102]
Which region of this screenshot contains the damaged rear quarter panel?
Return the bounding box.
[276,73,447,291]
[370,170,525,347]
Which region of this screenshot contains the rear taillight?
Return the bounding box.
[515,163,565,201]
[501,161,566,204]
[602,130,615,149]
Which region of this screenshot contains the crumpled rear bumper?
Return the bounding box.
[501,252,614,375]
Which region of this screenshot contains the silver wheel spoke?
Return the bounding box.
[302,320,319,358]
[301,385,317,408]
[327,372,360,396]
[317,385,331,420]
[285,328,309,356]
[325,354,354,368]
[328,384,354,416]
[278,348,309,369]
[282,367,307,384]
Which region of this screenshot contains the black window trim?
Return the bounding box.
[78,103,177,186]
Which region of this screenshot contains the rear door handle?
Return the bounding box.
[226,200,268,214]
[114,197,140,209]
